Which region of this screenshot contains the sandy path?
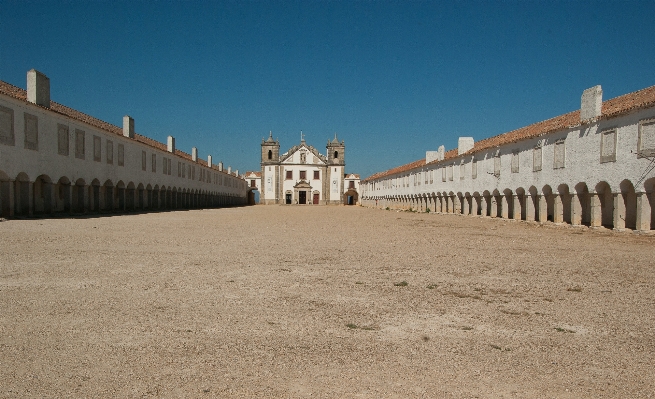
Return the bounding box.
[1,206,654,398]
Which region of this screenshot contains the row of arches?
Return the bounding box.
[0,171,246,218]
[364,178,655,231]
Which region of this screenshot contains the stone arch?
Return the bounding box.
[116,180,126,211]
[573,183,591,226]
[502,188,513,219]
[556,184,572,224]
[103,179,115,212]
[491,189,501,218]
[456,192,464,214]
[542,185,554,222]
[34,174,54,214]
[472,191,482,216]
[137,183,145,209]
[515,187,526,220]
[619,179,637,230]
[55,176,72,213]
[126,182,136,211]
[595,181,614,228]
[72,178,86,213]
[13,172,31,216]
[482,190,492,217]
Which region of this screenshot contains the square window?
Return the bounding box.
[638,119,655,157]
[286,170,293,180]
[300,170,306,180]
[447,165,453,181]
[57,124,69,156]
[349,180,355,189]
[24,113,38,150]
[314,170,320,180]
[0,105,15,146]
[75,129,85,159]
[600,128,617,163]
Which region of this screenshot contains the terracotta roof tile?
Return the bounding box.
[363,84,655,182]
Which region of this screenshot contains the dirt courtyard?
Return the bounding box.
[1,205,654,398]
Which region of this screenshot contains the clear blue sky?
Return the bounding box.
[2,1,654,178]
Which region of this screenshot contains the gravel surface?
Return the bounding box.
[1,205,654,398]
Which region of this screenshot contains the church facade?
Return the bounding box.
[260,133,347,205]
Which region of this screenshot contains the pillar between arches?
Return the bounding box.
[537,195,547,222]
[462,197,469,216]
[490,197,498,218]
[526,195,535,221]
[481,197,488,217]
[512,195,520,220]
[635,192,651,231]
[571,194,582,225]
[7,179,15,217]
[553,193,564,223]
[590,193,602,227]
[613,192,626,230]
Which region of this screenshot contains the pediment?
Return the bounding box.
[280,143,327,164]
[293,180,313,189]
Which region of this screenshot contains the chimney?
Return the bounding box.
[581,85,602,121]
[207,155,212,168]
[426,151,440,164]
[235,169,238,176]
[227,166,232,174]
[437,145,445,161]
[218,162,223,171]
[458,137,474,155]
[167,136,175,153]
[27,69,50,108]
[192,147,198,162]
[123,116,134,138]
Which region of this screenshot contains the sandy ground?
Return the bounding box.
[1,205,654,398]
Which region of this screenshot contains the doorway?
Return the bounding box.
[285,193,292,204]
[313,193,319,204]
[299,191,306,204]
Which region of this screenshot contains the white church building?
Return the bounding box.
[258,133,359,205]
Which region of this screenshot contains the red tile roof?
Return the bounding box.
[0,80,237,176]
[363,84,655,182]
[245,171,262,177]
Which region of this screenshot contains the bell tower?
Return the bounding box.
[325,133,346,204]
[261,131,279,164]
[326,133,345,165]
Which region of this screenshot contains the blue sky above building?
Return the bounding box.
[1,1,654,178]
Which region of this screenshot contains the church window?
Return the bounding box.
[334,151,338,159]
[300,170,306,180]
[286,170,292,180]
[313,171,319,179]
[349,181,355,189]
[268,150,272,160]
[250,180,256,187]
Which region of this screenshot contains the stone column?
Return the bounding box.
[571,193,582,225]
[553,193,563,223]
[590,193,602,227]
[537,195,547,223]
[462,197,469,216]
[613,192,626,230]
[526,195,535,221]
[66,184,73,214]
[481,197,488,217]
[501,196,509,219]
[27,182,34,216]
[490,197,498,218]
[512,195,521,220]
[635,192,651,231]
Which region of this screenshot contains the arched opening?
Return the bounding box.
[645,177,655,230]
[334,150,338,159]
[89,179,101,212]
[620,179,637,230]
[55,176,72,213]
[482,190,492,217]
[472,192,481,216]
[502,189,513,219]
[34,174,53,214]
[116,181,126,211]
[73,178,86,213]
[574,183,591,226]
[267,150,272,160]
[137,183,145,209]
[515,187,526,220]
[14,173,31,216]
[595,181,614,228]
[542,185,554,222]
[557,184,571,224]
[103,180,114,212]
[492,189,501,218]
[126,182,136,211]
